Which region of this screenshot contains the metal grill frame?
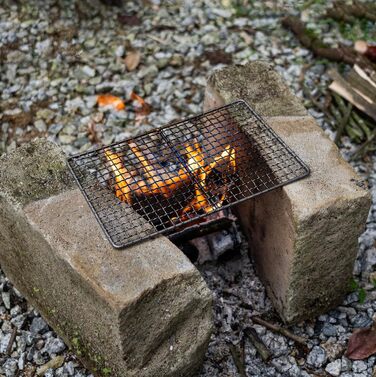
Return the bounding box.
[68,100,310,248]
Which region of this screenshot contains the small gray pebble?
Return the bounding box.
[307,346,327,368]
[30,317,49,335]
[43,337,66,355]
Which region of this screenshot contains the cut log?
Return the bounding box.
[355,41,376,63]
[347,69,376,104]
[328,69,376,121]
[354,64,376,90]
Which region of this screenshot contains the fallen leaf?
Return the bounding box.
[118,13,141,26]
[97,94,125,111]
[346,322,376,360]
[124,50,141,71]
[130,91,151,116]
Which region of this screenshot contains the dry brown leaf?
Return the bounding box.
[97,94,125,111]
[124,50,141,71]
[346,322,376,360]
[130,91,151,116]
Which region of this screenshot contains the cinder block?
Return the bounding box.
[0,139,213,377]
[204,61,371,323]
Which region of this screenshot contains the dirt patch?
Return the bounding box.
[0,41,20,64]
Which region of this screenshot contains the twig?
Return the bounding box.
[229,341,247,377]
[351,129,376,160]
[252,316,307,345]
[6,326,17,355]
[146,35,169,45]
[282,16,376,73]
[244,327,271,362]
[302,84,335,122]
[351,112,372,139]
[298,63,313,88]
[333,97,353,145]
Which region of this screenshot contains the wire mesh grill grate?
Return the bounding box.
[68,100,310,248]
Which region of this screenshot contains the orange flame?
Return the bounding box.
[105,141,236,222]
[105,150,132,203]
[180,143,235,219]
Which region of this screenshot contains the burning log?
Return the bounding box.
[105,150,133,203]
[105,140,236,223]
[105,146,191,201]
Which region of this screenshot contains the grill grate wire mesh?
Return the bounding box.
[68,100,310,248]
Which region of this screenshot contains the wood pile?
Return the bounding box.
[282,2,376,159]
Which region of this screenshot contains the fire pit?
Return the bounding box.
[68,100,309,248]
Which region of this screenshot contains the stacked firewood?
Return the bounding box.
[283,1,376,159]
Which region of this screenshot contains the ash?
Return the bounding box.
[197,235,275,376]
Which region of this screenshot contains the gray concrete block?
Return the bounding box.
[0,139,213,376]
[204,61,371,323]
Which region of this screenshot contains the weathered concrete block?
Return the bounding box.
[0,139,213,377]
[204,61,371,323]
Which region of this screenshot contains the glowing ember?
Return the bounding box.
[105,140,236,223]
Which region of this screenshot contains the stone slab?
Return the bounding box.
[0,139,213,376]
[204,61,307,117]
[204,62,371,323]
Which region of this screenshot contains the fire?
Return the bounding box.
[105,150,132,203]
[180,143,236,219]
[105,140,236,222]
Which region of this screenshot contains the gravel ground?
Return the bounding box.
[0,0,375,376]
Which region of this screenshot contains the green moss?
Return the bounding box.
[358,288,367,304]
[349,278,359,292]
[69,333,112,376]
[102,367,112,376]
[349,278,367,304]
[0,139,74,206]
[71,336,82,356]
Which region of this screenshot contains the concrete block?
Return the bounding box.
[204,61,371,323]
[0,139,213,377]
